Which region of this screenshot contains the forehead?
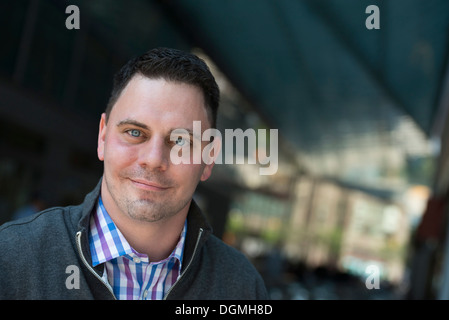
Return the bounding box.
[110,76,211,129]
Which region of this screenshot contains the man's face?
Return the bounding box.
[97,75,216,223]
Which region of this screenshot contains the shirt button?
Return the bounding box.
[134,257,141,263]
[143,290,148,299]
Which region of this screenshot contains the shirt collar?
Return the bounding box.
[89,196,187,267]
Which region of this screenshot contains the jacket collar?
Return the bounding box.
[182,199,212,272]
[74,177,213,271]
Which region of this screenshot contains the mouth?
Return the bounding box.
[129,178,170,191]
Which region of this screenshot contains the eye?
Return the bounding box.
[175,137,186,146]
[128,129,141,137]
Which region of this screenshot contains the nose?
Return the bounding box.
[137,136,169,171]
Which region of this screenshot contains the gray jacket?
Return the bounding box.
[0,179,269,300]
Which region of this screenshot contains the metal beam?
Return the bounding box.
[304,0,428,136]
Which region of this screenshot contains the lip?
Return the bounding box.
[129,178,169,191]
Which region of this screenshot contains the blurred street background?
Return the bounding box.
[1,0,449,300]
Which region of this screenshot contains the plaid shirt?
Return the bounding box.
[88,197,186,300]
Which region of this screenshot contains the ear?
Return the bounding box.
[97,113,107,161]
[200,137,222,182]
[200,162,214,182]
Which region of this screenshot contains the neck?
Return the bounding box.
[118,213,187,262]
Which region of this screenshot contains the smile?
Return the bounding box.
[129,178,170,191]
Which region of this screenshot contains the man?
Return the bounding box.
[0,48,269,300]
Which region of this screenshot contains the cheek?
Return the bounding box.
[103,137,138,171]
[172,163,205,186]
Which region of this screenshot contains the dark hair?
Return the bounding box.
[105,47,220,128]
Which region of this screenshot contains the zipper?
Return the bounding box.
[75,231,117,300]
[163,228,204,300]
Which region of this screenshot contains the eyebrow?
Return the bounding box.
[170,127,200,141]
[116,119,149,130]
